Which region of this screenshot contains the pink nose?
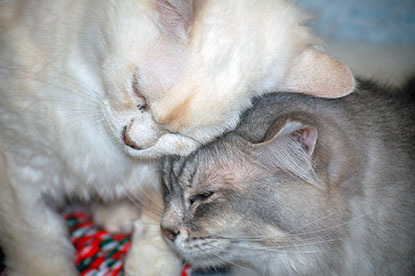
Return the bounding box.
[161,226,180,242]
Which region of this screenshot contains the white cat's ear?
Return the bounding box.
[279,48,355,98]
[156,0,197,38]
[252,120,321,187]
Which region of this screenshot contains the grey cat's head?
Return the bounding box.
[160,93,362,272]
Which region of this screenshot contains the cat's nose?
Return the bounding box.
[122,126,143,150]
[161,226,180,242]
[122,115,165,151]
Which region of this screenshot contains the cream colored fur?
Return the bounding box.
[125,189,182,276]
[0,0,353,275]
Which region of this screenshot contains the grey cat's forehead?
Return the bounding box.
[163,93,331,194]
[164,139,245,192]
[164,153,201,190]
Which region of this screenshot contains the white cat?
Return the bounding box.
[0,0,354,275]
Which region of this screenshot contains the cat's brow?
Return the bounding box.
[173,153,199,189]
[163,157,174,192]
[185,158,198,189]
[172,156,188,180]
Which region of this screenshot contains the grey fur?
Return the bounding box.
[161,79,415,275]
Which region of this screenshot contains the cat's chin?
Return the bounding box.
[172,236,234,270]
[181,253,230,270]
[185,259,227,271]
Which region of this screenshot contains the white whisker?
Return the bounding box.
[118,184,164,219]
[290,208,348,233]
[214,212,366,243]
[232,237,343,253]
[194,245,249,272]
[1,36,102,100]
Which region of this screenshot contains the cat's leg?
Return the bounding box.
[124,212,182,276]
[0,155,77,276]
[91,200,141,234]
[124,189,182,276]
[93,183,182,274]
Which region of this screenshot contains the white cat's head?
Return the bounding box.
[99,0,355,158]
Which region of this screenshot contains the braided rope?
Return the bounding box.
[65,211,130,276]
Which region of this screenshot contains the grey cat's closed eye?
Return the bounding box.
[190,191,214,205]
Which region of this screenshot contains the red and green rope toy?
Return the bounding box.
[65,211,130,276]
[0,210,191,276]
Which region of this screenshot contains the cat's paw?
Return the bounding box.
[91,201,141,234]
[124,217,182,276]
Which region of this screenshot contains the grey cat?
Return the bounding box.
[160,79,415,276]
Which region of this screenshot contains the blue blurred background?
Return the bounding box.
[296,0,415,46]
[295,0,415,86]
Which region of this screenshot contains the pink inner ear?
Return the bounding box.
[291,128,318,154]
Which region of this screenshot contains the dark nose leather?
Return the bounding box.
[161,226,180,242]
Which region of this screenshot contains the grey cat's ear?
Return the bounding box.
[252,120,321,187]
[263,120,318,155]
[156,0,199,38]
[279,49,355,98]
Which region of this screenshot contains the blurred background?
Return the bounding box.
[296,0,415,87]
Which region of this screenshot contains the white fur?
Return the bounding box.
[0,0,318,275]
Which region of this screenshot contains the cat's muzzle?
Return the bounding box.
[122,126,143,150]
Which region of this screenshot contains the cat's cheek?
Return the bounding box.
[192,203,238,236]
[174,235,232,269]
